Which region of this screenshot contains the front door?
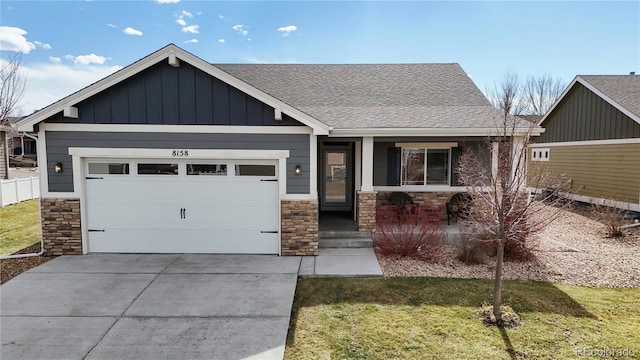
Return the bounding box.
[321,147,353,211]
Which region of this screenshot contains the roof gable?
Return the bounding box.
[539,75,640,127]
[17,44,329,134]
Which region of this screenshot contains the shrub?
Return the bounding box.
[375,206,445,261]
[456,235,496,265]
[590,198,632,238]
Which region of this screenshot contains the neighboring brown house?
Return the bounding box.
[530,74,640,211]
[0,125,9,179]
[17,44,541,256]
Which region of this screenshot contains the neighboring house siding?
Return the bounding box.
[46,61,303,127]
[538,83,640,143]
[0,131,7,179]
[45,131,310,194]
[535,143,640,205]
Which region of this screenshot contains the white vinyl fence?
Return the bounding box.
[0,177,40,208]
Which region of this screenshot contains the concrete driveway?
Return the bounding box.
[1,254,301,360]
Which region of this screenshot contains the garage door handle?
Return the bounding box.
[260,179,278,182]
[86,177,104,180]
[260,230,278,234]
[180,208,186,219]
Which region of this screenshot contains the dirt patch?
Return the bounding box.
[0,244,57,285]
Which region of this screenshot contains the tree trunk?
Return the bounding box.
[493,239,505,324]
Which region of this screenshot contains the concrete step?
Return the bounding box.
[318,238,374,249]
[319,230,372,239]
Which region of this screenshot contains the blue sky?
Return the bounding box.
[1,1,639,115]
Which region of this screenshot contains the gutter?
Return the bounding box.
[0,131,44,260]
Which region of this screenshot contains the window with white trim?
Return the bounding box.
[531,148,550,162]
[401,147,451,185]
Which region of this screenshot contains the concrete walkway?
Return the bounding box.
[299,248,383,277]
[1,249,382,360]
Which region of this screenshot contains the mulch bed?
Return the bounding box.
[0,244,58,285]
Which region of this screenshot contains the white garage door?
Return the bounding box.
[85,160,280,254]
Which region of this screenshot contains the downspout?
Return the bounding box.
[0,131,44,259]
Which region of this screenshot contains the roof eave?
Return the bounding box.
[329,127,544,137]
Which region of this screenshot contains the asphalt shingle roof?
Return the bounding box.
[215,63,511,129]
[579,75,640,118]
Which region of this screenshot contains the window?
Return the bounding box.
[138,163,178,175]
[235,164,276,176]
[401,148,450,185]
[88,162,130,175]
[187,164,227,176]
[531,148,550,162]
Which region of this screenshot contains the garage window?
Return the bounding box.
[187,164,227,176]
[138,163,179,175]
[235,164,276,176]
[88,162,130,175]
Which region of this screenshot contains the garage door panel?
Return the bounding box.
[85,159,281,254]
[89,230,279,254]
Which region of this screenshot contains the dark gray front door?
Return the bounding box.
[321,147,352,211]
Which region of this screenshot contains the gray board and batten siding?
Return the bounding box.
[41,61,304,127]
[45,132,310,194]
[537,82,640,143]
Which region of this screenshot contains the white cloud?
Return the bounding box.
[0,26,36,53]
[218,14,225,20]
[181,25,199,34]
[48,56,61,63]
[7,59,122,115]
[176,18,187,26]
[64,53,108,65]
[181,10,193,18]
[232,24,249,36]
[155,0,180,3]
[107,23,118,28]
[277,25,298,36]
[183,39,198,44]
[34,41,52,50]
[123,27,143,36]
[218,39,225,44]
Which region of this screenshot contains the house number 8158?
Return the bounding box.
[172,150,189,157]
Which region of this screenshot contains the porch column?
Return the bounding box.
[357,136,377,232]
[361,136,374,192]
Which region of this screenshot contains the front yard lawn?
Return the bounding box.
[285,278,640,359]
[0,199,40,256]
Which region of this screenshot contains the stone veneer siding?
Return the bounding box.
[281,200,318,256]
[41,198,82,256]
[357,191,377,232]
[376,191,462,221]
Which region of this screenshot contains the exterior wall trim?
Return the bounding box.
[373,185,468,192]
[558,192,640,212]
[330,127,543,137]
[530,138,640,147]
[68,147,290,160]
[41,123,313,134]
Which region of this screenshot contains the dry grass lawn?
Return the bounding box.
[285,278,640,360]
[0,199,40,256]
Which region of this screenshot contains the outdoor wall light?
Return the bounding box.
[54,163,63,173]
[294,164,302,175]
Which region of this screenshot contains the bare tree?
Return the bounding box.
[1,53,26,125]
[522,74,565,116]
[458,73,570,326]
